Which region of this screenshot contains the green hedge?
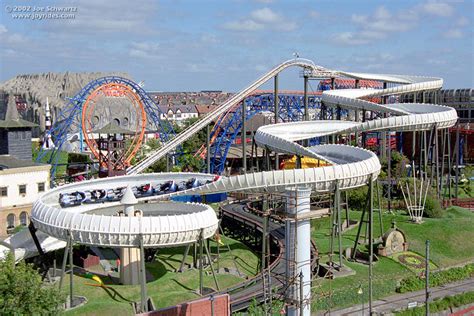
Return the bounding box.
[397,291,474,315]
[423,196,444,218]
[397,264,474,293]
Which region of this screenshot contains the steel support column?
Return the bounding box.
[206,125,211,174]
[274,75,279,169]
[304,75,309,121]
[139,235,148,312]
[455,123,460,197]
[368,175,374,315]
[241,101,247,174]
[69,231,74,308]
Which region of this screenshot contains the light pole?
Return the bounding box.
[358,284,364,316]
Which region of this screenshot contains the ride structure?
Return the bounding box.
[15,58,457,315]
[35,76,178,183]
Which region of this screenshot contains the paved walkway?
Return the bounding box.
[317,277,474,315]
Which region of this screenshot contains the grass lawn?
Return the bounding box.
[63,235,258,315]
[311,206,474,312]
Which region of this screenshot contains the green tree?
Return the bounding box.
[0,254,65,315]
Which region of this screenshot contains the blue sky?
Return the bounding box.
[0,0,472,91]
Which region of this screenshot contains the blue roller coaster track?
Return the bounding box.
[36,76,178,184]
[209,93,348,174]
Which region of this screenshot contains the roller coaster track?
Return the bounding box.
[19,58,458,312]
[127,59,320,175]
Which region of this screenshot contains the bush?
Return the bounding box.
[423,196,444,218]
[397,291,474,315]
[397,263,474,293]
[0,253,65,314]
[348,186,368,211]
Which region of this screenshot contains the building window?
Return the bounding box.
[20,212,28,226]
[19,184,26,195]
[38,182,45,192]
[0,186,7,197]
[7,213,15,229]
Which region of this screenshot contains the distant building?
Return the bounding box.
[0,94,50,237]
[158,105,199,124]
[0,95,37,161]
[195,105,214,117]
[0,155,50,237]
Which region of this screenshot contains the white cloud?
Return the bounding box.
[309,10,320,19]
[456,16,469,27]
[332,2,459,46]
[0,25,28,46]
[223,7,296,32]
[250,8,279,24]
[333,32,371,46]
[443,28,463,39]
[255,0,274,3]
[40,0,157,35]
[333,6,416,45]
[223,19,264,31]
[129,41,161,59]
[420,1,454,17]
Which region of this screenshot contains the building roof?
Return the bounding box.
[246,113,274,132]
[0,155,46,170]
[0,94,37,129]
[195,105,214,116]
[158,104,198,114]
[93,122,135,135]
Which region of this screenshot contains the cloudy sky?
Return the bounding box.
[0,0,472,91]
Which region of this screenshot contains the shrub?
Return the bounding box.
[348,186,368,211]
[0,253,65,314]
[397,263,474,293]
[397,291,474,315]
[423,196,444,218]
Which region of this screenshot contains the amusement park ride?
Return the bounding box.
[1,58,458,315]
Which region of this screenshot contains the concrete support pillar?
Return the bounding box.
[120,247,141,285]
[119,187,142,285]
[285,187,312,316]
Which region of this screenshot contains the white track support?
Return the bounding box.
[285,187,311,316]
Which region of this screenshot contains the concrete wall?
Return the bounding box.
[0,165,50,208]
[7,129,33,161]
[0,204,31,238]
[0,129,33,161]
[0,165,50,237]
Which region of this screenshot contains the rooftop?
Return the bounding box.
[0,94,37,129]
[0,155,47,170]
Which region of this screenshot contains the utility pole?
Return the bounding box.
[426,240,430,316]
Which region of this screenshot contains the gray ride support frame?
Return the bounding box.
[285,186,312,316]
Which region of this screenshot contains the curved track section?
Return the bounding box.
[168,71,457,197]
[31,173,218,247]
[128,59,319,174]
